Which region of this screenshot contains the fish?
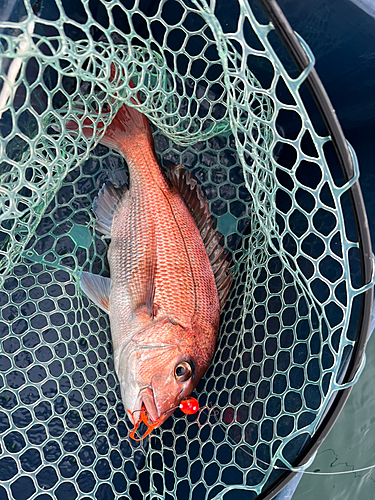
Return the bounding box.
[79,96,232,429]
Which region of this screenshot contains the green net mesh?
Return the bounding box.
[0,0,371,499]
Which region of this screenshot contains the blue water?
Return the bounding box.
[293,331,375,499]
[277,1,375,498]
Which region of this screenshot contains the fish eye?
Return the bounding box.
[175,361,192,382]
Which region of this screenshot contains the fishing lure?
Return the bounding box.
[127,398,200,441]
[127,408,165,441]
[179,397,199,415]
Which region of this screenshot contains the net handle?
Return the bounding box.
[255,1,374,499]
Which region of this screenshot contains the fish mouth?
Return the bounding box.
[132,386,174,428]
[139,386,159,423]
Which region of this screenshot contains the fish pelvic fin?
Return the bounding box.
[93,180,124,236]
[166,165,233,311]
[80,271,112,313]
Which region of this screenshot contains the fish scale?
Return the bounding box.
[80,99,231,426]
[110,151,205,326]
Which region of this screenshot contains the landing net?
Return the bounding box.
[0,0,372,499]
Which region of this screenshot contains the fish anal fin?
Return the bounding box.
[93,180,126,237]
[80,271,112,313]
[166,165,232,310]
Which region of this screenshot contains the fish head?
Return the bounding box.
[117,320,214,428]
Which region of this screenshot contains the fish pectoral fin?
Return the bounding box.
[131,223,157,318]
[80,271,112,313]
[133,275,155,318]
[134,302,160,321]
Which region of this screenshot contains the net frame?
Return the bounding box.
[254,0,373,496]
[0,0,372,499]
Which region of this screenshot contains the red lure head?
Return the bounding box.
[179,397,199,415]
[127,398,199,441]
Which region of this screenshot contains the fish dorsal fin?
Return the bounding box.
[92,180,125,237]
[80,271,112,313]
[166,165,232,311]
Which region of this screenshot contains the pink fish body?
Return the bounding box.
[80,101,231,427]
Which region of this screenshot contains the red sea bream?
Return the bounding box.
[80,99,232,427]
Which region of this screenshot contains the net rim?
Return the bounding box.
[255,0,373,498]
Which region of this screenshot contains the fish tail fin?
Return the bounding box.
[65,78,153,152]
[100,81,154,152]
